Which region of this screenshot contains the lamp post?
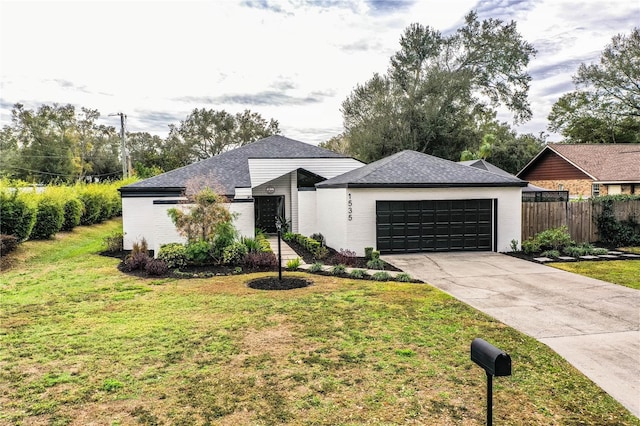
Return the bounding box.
[275,216,282,281]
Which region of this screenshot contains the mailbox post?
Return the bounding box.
[471,338,511,426]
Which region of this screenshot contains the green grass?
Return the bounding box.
[551,258,640,290]
[619,247,640,254]
[1,219,638,425]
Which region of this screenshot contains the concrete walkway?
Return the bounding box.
[382,251,640,418]
[267,236,305,264]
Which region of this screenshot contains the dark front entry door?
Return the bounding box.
[255,196,284,233]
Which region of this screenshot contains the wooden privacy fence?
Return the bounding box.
[521,200,640,243]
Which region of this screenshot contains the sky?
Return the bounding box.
[1,0,639,145]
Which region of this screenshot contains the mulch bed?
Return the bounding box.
[246,276,313,290]
[283,239,402,272]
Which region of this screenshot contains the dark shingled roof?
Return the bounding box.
[120,135,349,196]
[459,159,544,192]
[317,150,527,188]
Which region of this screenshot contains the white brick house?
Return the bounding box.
[119,136,526,255]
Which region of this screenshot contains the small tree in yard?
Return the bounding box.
[167,186,233,244]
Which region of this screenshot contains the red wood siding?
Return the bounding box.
[520,150,591,180]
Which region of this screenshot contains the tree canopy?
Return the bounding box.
[548,28,640,143]
[167,108,280,164]
[0,104,280,183]
[339,11,536,163]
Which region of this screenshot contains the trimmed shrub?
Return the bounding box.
[132,238,149,255]
[310,233,325,246]
[185,240,212,264]
[535,226,574,251]
[333,249,356,267]
[0,191,37,241]
[308,262,324,273]
[314,246,329,260]
[157,243,188,269]
[592,247,609,255]
[364,247,374,260]
[103,232,124,253]
[540,249,560,259]
[371,250,380,260]
[211,221,238,261]
[31,196,64,240]
[395,273,412,282]
[61,197,83,231]
[240,237,261,253]
[349,269,368,279]
[243,252,278,268]
[522,238,541,255]
[331,264,346,275]
[78,189,103,225]
[366,258,385,270]
[124,251,151,272]
[0,234,19,256]
[372,271,391,281]
[255,233,272,253]
[286,257,302,270]
[145,259,169,276]
[223,241,249,265]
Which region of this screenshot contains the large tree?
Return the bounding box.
[341,11,536,162]
[10,103,79,183]
[548,28,640,143]
[1,103,122,183]
[168,108,280,162]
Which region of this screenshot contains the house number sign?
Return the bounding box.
[348,193,353,221]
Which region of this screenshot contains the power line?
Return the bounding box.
[1,165,121,178]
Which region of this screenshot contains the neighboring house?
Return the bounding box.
[119,136,527,256]
[460,159,568,202]
[517,144,640,198]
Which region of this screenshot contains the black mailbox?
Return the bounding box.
[471,338,511,376]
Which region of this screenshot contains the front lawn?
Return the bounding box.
[1,219,637,425]
[551,258,640,290]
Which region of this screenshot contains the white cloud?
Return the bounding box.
[1,0,638,144]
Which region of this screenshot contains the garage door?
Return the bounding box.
[376,199,494,254]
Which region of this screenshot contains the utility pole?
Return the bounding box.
[110,112,128,178]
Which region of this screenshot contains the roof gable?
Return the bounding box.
[317,150,526,188]
[518,144,640,182]
[120,135,353,195]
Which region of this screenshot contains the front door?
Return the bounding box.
[255,196,284,233]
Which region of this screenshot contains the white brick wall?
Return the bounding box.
[297,190,317,237]
[316,188,349,252]
[230,201,255,238]
[317,187,522,256]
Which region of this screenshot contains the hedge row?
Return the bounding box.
[282,232,321,255]
[0,178,135,251]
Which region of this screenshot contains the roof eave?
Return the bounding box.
[119,186,185,197]
[317,182,527,189]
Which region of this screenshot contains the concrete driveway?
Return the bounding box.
[382,252,640,418]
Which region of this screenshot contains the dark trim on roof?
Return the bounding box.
[152,198,254,205]
[316,182,528,189]
[119,187,185,198]
[153,200,184,205]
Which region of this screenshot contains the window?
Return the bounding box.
[592,183,600,197]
